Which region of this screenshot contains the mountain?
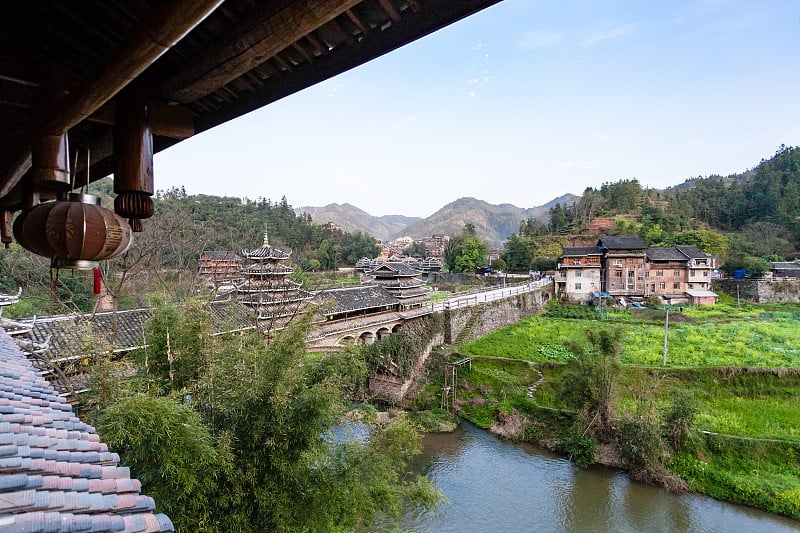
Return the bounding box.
[295,203,423,241]
[395,195,579,246]
[297,195,579,246]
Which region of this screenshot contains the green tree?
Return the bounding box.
[99,303,439,531]
[454,237,489,273]
[501,234,532,272]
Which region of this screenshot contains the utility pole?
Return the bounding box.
[662,307,669,366]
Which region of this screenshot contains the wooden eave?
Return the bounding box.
[0,0,500,210]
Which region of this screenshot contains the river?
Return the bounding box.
[375,422,800,532]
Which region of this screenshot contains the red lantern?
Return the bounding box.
[13,193,133,269]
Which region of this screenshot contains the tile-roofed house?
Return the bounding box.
[771,260,800,278]
[646,247,691,299]
[597,236,648,297]
[557,247,603,303]
[198,251,242,287]
[0,327,174,532]
[597,236,647,250]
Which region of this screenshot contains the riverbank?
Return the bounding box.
[408,298,800,520]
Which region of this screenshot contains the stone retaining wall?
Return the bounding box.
[368,284,554,402]
[714,279,800,303]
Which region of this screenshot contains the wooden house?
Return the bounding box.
[198,250,242,285]
[597,236,648,298]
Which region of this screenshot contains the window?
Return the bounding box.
[575,283,582,290]
[703,271,709,277]
[674,270,680,277]
[615,271,623,277]
[627,283,635,289]
[613,260,623,266]
[628,271,634,277]
[659,282,666,290]
[628,259,634,265]
[637,276,643,281]
[656,270,663,276]
[575,270,582,277]
[673,282,680,289]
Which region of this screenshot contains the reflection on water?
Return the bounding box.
[375,422,800,533]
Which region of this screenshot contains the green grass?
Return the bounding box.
[446,301,800,519]
[461,303,800,369]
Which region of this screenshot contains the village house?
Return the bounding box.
[556,246,603,303]
[198,250,242,286]
[598,236,648,298]
[420,234,450,259]
[558,237,717,305]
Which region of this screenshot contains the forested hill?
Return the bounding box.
[664,145,800,237]
[501,146,800,274]
[135,190,380,271]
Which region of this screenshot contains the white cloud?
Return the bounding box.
[516,29,565,51]
[581,22,640,47]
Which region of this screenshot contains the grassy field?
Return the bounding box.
[443,298,800,519]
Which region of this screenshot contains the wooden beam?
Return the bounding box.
[88,101,195,139]
[345,9,369,35]
[0,0,223,198]
[377,0,402,25]
[160,0,361,104]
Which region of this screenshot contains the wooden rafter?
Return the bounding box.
[377,0,402,24]
[160,0,361,104]
[0,0,223,197]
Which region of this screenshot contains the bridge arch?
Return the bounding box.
[391,324,403,333]
[359,331,375,345]
[376,327,391,340]
[339,335,355,346]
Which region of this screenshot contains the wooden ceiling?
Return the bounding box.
[0,0,499,210]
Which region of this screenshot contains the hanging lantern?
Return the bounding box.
[114,98,154,232]
[13,193,133,270]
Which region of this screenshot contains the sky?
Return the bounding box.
[154,0,800,218]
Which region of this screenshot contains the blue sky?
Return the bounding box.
[155,0,800,218]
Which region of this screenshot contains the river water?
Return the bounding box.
[377,422,799,533]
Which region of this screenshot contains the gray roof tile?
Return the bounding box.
[0,328,173,532]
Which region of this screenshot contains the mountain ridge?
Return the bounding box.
[296,194,579,245]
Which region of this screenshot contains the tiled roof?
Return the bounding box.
[241,244,290,261]
[15,302,257,399]
[771,261,800,271]
[367,262,422,278]
[0,328,173,532]
[598,236,647,250]
[200,251,240,262]
[646,247,689,261]
[314,286,398,315]
[561,246,601,256]
[675,245,707,259]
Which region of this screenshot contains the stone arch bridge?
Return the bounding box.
[306,278,554,351]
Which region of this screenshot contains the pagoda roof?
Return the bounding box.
[367,262,422,278]
[242,244,291,261]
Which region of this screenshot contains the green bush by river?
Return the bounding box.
[423,298,800,519]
